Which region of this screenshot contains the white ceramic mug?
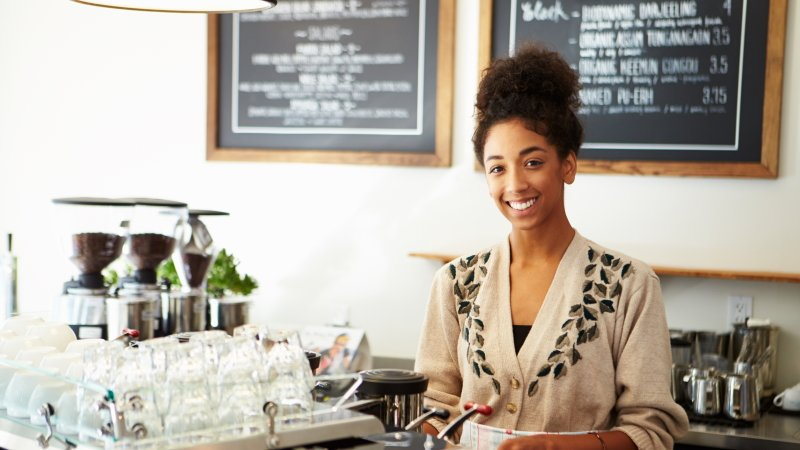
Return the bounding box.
[773,384,800,411]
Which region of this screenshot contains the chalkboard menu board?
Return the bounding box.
[208,0,455,166]
[478,0,787,177]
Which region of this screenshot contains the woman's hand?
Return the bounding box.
[497,434,565,450]
[497,431,635,450]
[421,422,439,436]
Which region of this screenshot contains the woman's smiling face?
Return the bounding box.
[483,118,576,232]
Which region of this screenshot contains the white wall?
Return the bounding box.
[1,1,798,390]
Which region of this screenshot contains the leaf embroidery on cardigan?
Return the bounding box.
[529,246,629,396]
[452,251,501,394]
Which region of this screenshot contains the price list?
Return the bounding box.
[507,0,746,150]
[231,0,425,135]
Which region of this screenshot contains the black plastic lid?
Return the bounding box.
[52,197,135,206]
[189,209,230,217]
[670,337,691,347]
[119,198,187,208]
[358,369,428,396]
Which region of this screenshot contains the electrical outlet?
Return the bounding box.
[727,295,753,326]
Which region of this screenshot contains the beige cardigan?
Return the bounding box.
[414,232,689,450]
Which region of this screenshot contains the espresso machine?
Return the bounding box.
[53,197,133,340]
[110,198,187,340]
[163,209,228,335]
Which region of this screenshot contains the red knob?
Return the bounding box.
[463,402,493,416]
[123,328,140,338]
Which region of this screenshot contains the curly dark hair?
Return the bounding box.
[473,44,583,165]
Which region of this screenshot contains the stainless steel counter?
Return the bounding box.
[679,412,800,449]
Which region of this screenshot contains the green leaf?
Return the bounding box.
[205,248,259,298]
[527,380,539,397]
[492,378,501,395]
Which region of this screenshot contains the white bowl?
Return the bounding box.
[0,336,46,359]
[0,329,17,340]
[4,370,46,417]
[25,323,76,351]
[0,315,44,335]
[28,381,72,425]
[39,353,82,375]
[15,346,58,366]
[64,339,106,355]
[65,361,84,380]
[0,357,31,409]
[55,390,79,435]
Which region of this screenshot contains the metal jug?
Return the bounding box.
[730,323,779,395]
[692,372,723,416]
[723,373,760,421]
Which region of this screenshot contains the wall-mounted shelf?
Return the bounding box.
[409,253,800,284]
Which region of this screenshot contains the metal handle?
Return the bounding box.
[437,402,493,441]
[404,407,450,431]
[332,374,363,412]
[263,401,280,449]
[36,403,55,448]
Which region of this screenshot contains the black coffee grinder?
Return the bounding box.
[110,198,187,340]
[53,197,133,340]
[163,209,228,335]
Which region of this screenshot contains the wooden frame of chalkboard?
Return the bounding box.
[478,0,787,178]
[207,1,455,167]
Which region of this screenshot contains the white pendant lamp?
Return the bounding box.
[71,0,277,13]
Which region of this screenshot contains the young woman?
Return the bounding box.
[414,45,688,450]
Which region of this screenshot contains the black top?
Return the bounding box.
[513,325,532,354]
[358,369,429,396]
[52,197,135,207]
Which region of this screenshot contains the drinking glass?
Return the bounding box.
[263,333,314,428]
[162,341,215,444]
[214,336,267,434]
